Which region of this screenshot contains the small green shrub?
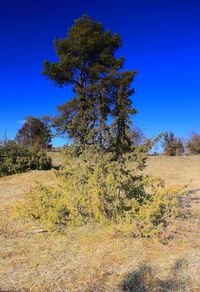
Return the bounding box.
[0,140,51,177]
[20,146,180,236]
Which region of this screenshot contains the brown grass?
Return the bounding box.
[145,155,200,189]
[0,155,199,291]
[0,170,56,206]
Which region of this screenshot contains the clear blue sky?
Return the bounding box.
[0,0,200,146]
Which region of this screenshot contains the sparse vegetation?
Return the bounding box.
[0,155,199,291]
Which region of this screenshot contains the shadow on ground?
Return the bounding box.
[122,258,189,292]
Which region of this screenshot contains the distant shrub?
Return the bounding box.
[0,140,51,177]
[187,133,200,154]
[20,146,180,237]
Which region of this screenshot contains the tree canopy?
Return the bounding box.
[162,132,184,156]
[15,116,52,150]
[43,15,137,156]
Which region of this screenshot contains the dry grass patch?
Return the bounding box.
[0,170,56,205]
[0,214,199,291]
[0,156,200,291]
[145,155,200,190]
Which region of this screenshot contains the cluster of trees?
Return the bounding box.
[2,15,200,180]
[162,132,200,156]
[11,116,200,158]
[0,137,51,177]
[2,11,198,165]
[14,116,200,157]
[162,132,184,156]
[0,117,52,176]
[3,15,200,236]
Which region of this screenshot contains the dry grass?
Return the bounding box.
[145,155,200,189]
[0,155,199,291]
[0,170,56,206]
[48,151,64,169]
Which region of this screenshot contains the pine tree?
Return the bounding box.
[43,15,137,155]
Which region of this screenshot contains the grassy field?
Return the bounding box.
[0,155,199,291]
[145,155,200,189]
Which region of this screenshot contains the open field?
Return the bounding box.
[145,155,200,189]
[0,155,199,291]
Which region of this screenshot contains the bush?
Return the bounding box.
[20,146,180,236]
[0,140,51,177]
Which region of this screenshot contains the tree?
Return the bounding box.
[162,132,176,156]
[175,138,185,156]
[15,116,52,150]
[43,15,137,156]
[162,132,184,156]
[187,133,200,154]
[21,16,180,238]
[128,127,146,147]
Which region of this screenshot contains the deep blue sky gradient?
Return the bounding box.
[0,0,200,146]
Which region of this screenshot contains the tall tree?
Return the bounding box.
[43,15,137,155]
[15,116,52,150]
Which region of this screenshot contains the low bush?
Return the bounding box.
[0,140,51,177]
[20,146,180,237]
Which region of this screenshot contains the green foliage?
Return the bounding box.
[15,116,52,150]
[20,146,180,236]
[187,133,200,154]
[0,139,51,177]
[162,132,184,156]
[137,178,179,237]
[43,15,137,156]
[18,16,180,238]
